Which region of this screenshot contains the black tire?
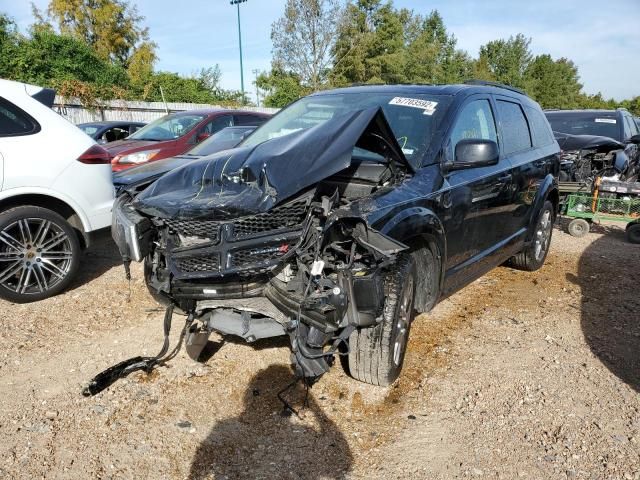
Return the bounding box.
[347,254,416,386]
[0,206,81,303]
[626,223,640,244]
[509,200,554,272]
[567,218,590,238]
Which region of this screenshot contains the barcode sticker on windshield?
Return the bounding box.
[389,97,438,115]
[595,118,616,124]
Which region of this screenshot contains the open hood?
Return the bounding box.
[132,107,409,220]
[554,132,624,152]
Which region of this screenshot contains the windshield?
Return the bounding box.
[545,112,621,140]
[79,125,99,135]
[188,126,256,156]
[128,113,206,141]
[241,92,450,164]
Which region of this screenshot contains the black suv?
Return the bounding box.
[111,83,560,387]
[544,108,640,186]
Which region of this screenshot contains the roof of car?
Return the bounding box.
[169,108,269,116]
[544,109,621,115]
[78,121,146,127]
[310,82,533,101]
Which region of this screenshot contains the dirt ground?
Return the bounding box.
[0,222,638,479]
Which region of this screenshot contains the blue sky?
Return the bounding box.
[4,0,639,102]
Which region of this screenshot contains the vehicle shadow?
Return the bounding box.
[67,229,121,290]
[187,364,353,479]
[569,233,640,392]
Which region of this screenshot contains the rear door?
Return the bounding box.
[495,98,552,236]
[442,95,516,293]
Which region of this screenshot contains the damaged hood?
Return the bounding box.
[554,132,624,152]
[133,107,409,220]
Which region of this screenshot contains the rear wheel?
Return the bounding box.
[509,200,554,272]
[0,206,81,303]
[347,254,416,386]
[626,223,640,244]
[567,218,590,238]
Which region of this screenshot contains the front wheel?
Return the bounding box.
[346,254,416,386]
[509,200,554,272]
[0,206,81,303]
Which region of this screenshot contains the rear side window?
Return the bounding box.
[525,106,555,147]
[449,99,498,149]
[0,98,40,137]
[497,100,532,155]
[624,115,638,137]
[234,114,267,126]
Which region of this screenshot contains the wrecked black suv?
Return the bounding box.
[111,83,560,388]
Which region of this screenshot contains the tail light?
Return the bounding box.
[77,145,112,164]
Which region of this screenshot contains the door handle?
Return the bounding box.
[497,174,512,182]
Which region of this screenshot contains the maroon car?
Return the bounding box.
[107,109,270,171]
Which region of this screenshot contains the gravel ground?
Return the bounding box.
[0,223,638,479]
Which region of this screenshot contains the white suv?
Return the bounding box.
[0,79,114,302]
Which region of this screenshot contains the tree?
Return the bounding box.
[405,10,473,84]
[0,14,19,79]
[478,34,532,88]
[524,54,583,109]
[330,0,407,85]
[256,67,309,107]
[271,0,342,90]
[34,0,157,71]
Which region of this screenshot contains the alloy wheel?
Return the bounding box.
[534,210,552,261]
[393,275,414,367]
[0,218,74,295]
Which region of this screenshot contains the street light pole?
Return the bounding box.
[252,68,260,106]
[230,0,247,102]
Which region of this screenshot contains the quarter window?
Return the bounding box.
[525,106,554,148]
[497,100,532,155]
[450,99,497,149]
[0,98,39,137]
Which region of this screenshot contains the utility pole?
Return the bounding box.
[230,0,247,102]
[252,68,260,107]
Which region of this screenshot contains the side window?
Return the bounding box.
[203,114,233,135]
[525,106,554,147]
[449,99,498,150]
[103,127,129,142]
[624,115,637,137]
[0,98,39,137]
[235,114,267,126]
[496,100,532,155]
[129,124,143,134]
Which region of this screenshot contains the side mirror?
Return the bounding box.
[196,132,211,143]
[628,134,640,144]
[451,139,499,170]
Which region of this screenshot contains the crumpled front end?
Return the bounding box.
[111,107,410,381]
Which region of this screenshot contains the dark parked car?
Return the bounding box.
[78,121,146,144]
[103,82,560,393]
[106,109,270,171]
[544,109,640,187]
[112,125,258,191]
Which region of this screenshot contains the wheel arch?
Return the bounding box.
[0,193,90,249]
[526,174,559,242]
[379,208,447,312]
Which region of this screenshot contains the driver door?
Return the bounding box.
[442,96,515,294]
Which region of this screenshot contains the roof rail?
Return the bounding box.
[616,107,628,112]
[464,80,527,96]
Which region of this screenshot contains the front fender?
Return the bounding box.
[378,206,447,288]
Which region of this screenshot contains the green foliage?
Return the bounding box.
[478,34,532,89]
[271,0,342,90]
[523,54,582,109]
[256,67,310,107]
